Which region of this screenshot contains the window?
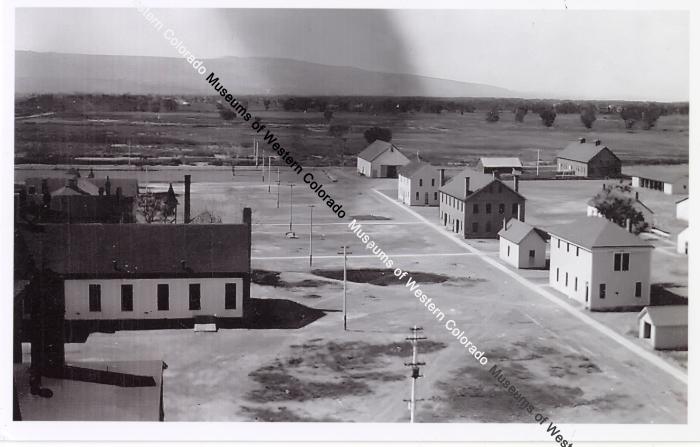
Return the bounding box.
[121,284,133,312]
[507,245,511,256]
[557,239,560,249]
[486,203,492,214]
[529,250,535,258]
[574,277,578,291]
[635,282,642,297]
[225,283,237,309]
[512,203,518,215]
[431,178,435,187]
[599,283,606,299]
[473,204,479,214]
[576,247,580,256]
[498,203,505,214]
[472,222,478,233]
[567,243,570,252]
[157,284,169,311]
[565,272,568,287]
[189,284,201,310]
[434,192,438,200]
[614,253,630,271]
[89,284,101,312]
[556,268,559,282]
[416,192,419,200]
[419,179,423,187]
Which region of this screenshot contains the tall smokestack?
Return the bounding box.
[184,175,191,224]
[438,169,445,186]
[503,217,507,230]
[513,175,519,193]
[464,177,470,197]
[243,207,252,302]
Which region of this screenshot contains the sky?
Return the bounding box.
[15,8,689,101]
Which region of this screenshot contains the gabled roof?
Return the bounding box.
[439,167,522,201]
[623,165,689,184]
[638,305,688,327]
[357,140,405,162]
[88,178,139,198]
[25,177,139,198]
[398,160,438,178]
[479,157,523,168]
[498,218,548,244]
[558,141,615,163]
[18,223,250,277]
[546,217,654,249]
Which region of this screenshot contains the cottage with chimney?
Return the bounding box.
[557,138,621,178]
[498,218,548,269]
[397,161,444,206]
[547,217,653,310]
[439,167,525,238]
[16,208,252,337]
[356,140,410,178]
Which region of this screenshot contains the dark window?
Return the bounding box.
[473,204,479,214]
[89,284,101,312]
[157,284,169,311]
[28,186,36,194]
[419,179,423,187]
[507,245,510,256]
[512,203,518,215]
[614,253,621,271]
[434,192,437,200]
[416,192,419,200]
[599,283,606,299]
[189,283,201,310]
[431,178,435,187]
[121,284,133,312]
[622,253,630,271]
[576,247,580,256]
[472,222,478,233]
[557,239,560,249]
[498,203,505,214]
[574,277,578,291]
[556,268,559,282]
[529,250,535,258]
[486,204,492,214]
[635,282,642,297]
[565,272,568,286]
[225,283,237,309]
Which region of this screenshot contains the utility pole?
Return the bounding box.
[404,326,426,423]
[337,245,352,330]
[253,138,257,168]
[536,149,540,177]
[268,156,272,193]
[287,183,296,235]
[262,148,266,182]
[308,205,314,267]
[276,179,281,208]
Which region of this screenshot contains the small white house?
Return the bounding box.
[498,219,548,269]
[398,161,443,206]
[676,196,688,221]
[547,217,654,310]
[638,305,688,350]
[677,227,688,255]
[357,141,410,178]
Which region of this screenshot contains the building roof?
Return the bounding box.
[498,218,548,244]
[88,177,139,197]
[546,217,654,249]
[357,140,404,162]
[439,167,521,200]
[14,360,164,421]
[638,305,688,327]
[18,223,250,277]
[676,196,688,204]
[398,160,438,178]
[623,165,689,184]
[479,157,523,168]
[558,141,613,163]
[25,177,139,198]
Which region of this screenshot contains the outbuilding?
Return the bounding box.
[637,305,688,350]
[557,138,621,178]
[477,157,523,175]
[356,140,410,178]
[498,218,548,269]
[626,166,689,195]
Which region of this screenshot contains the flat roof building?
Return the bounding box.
[477,157,523,175]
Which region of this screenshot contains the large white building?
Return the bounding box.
[18,209,252,331]
[498,218,548,269]
[638,305,688,350]
[547,217,654,310]
[625,166,689,195]
[397,161,443,206]
[356,140,410,178]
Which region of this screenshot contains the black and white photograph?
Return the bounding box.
[2,0,697,443]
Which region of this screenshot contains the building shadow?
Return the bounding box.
[650,283,688,306]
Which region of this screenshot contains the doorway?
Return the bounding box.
[643,322,651,339]
[424,192,429,205]
[386,165,398,178]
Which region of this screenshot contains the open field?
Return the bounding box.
[24,166,687,422]
[15,109,689,166]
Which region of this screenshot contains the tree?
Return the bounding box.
[323,109,334,123]
[363,126,392,144]
[641,104,662,130]
[580,103,597,129]
[263,99,271,111]
[539,108,557,127]
[219,109,236,120]
[329,124,350,166]
[136,192,169,223]
[620,106,642,129]
[485,107,500,122]
[590,184,649,234]
[514,104,528,123]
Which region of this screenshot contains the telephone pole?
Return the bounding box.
[287,183,296,236]
[536,149,540,177]
[403,326,426,423]
[308,205,315,267]
[261,148,266,182]
[268,156,273,192]
[276,179,281,208]
[337,245,352,330]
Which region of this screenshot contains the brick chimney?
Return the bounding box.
[579,137,586,144]
[464,177,470,197]
[594,139,602,146]
[518,203,524,222]
[513,175,519,193]
[184,175,191,224]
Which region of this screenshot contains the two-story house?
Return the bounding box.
[397,161,444,206]
[547,217,654,310]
